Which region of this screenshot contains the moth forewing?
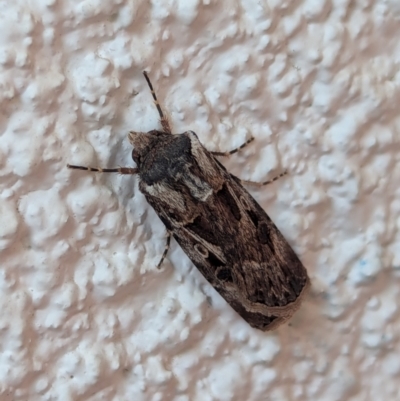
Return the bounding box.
[68,71,309,331]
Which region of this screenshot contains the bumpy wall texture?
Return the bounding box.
[1,1,399,400]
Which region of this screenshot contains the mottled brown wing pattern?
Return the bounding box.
[140,132,309,331]
[67,72,309,332]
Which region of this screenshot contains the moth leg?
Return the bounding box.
[67,164,138,175]
[143,71,172,134]
[156,232,172,269]
[241,170,287,186]
[211,137,254,157]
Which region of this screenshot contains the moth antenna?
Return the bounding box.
[67,164,138,175]
[241,170,287,187]
[143,71,171,133]
[211,137,255,157]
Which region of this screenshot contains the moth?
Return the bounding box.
[68,71,309,331]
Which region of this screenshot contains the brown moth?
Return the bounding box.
[68,71,309,331]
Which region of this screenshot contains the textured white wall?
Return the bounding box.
[1,0,399,400]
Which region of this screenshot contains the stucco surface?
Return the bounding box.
[1,1,400,400]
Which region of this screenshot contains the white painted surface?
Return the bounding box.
[1,1,399,400]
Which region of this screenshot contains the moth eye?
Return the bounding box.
[195,243,209,257]
[132,149,140,163]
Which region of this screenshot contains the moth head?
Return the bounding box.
[128,130,161,166]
